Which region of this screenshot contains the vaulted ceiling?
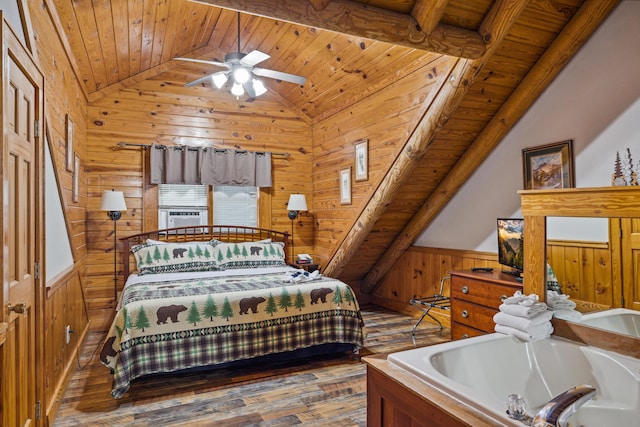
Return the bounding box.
[48,0,619,290]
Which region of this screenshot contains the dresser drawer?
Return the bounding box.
[451,276,518,310]
[451,322,485,340]
[451,299,496,333]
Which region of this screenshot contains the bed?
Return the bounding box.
[99,225,366,399]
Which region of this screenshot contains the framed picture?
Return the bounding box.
[340,167,351,205]
[522,140,574,190]
[354,139,368,181]
[66,114,74,172]
[72,154,79,203]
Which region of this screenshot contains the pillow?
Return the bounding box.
[131,242,219,275]
[211,241,286,269]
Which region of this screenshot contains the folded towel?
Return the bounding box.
[546,290,577,310]
[495,323,553,342]
[502,291,526,305]
[286,269,322,282]
[493,310,553,332]
[552,309,582,322]
[499,302,548,318]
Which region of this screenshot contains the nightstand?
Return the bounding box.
[295,263,320,273]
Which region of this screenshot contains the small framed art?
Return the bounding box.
[522,140,574,190]
[66,114,74,172]
[354,139,368,182]
[340,167,351,205]
[72,154,80,203]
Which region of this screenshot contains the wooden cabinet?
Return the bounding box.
[450,270,522,340]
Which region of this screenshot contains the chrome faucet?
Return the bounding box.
[531,384,596,427]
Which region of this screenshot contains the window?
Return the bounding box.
[158,184,207,208]
[213,185,258,227]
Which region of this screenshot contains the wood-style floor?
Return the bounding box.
[53,305,451,426]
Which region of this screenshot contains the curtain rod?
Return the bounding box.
[116,142,290,157]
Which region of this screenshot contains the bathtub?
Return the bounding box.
[387,333,640,426]
[579,308,640,337]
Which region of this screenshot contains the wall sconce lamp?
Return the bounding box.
[286,194,308,262]
[100,189,127,302]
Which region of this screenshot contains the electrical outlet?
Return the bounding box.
[65,325,72,344]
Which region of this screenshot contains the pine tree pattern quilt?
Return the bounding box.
[100,267,365,398]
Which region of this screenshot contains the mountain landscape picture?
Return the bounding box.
[497,219,524,271]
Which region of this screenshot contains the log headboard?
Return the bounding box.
[120,225,290,281]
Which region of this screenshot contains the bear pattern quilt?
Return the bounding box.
[100,269,365,398]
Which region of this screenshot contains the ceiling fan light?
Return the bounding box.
[231,82,244,96]
[233,67,251,84]
[211,73,228,88]
[252,79,267,96]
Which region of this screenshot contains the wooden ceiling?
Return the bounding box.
[49,0,619,289]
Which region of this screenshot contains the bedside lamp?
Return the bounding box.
[286,194,308,262]
[100,189,127,302]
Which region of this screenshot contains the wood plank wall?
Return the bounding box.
[371,241,615,327]
[311,55,457,275]
[85,80,313,330]
[25,2,90,423]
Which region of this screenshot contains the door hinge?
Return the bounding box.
[35,400,41,420]
[34,261,40,280]
[34,120,40,138]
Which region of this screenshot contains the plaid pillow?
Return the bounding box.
[210,241,286,269]
[131,242,219,275]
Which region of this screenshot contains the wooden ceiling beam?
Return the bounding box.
[307,0,332,12]
[321,0,530,282]
[361,0,621,292]
[411,0,450,34]
[191,0,486,59]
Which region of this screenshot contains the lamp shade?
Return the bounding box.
[287,194,308,212]
[100,190,127,211]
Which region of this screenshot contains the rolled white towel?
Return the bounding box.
[493,310,553,333]
[499,302,548,318]
[553,309,582,322]
[494,323,553,342]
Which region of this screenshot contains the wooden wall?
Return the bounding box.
[311,55,456,276]
[85,80,313,330]
[372,241,615,330]
[24,0,90,424]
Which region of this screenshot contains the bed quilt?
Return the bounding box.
[100,270,365,398]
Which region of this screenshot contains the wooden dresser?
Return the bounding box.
[450,270,523,340]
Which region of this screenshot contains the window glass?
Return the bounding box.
[213,185,257,226]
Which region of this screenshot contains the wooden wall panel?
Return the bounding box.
[26,1,91,424]
[311,55,456,272]
[373,241,615,328]
[85,82,313,329]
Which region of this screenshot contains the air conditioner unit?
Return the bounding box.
[158,208,208,231]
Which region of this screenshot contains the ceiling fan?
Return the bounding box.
[176,12,306,98]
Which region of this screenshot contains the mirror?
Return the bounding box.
[520,187,640,359]
[545,216,639,338]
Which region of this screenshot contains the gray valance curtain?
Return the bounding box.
[150,144,272,187]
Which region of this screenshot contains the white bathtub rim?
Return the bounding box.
[387,333,640,425]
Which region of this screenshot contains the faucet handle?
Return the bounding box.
[532,384,596,427]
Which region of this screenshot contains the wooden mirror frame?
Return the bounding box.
[520,186,640,359]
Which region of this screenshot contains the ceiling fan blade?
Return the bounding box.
[240,50,270,67]
[175,57,229,69]
[184,74,216,87]
[253,67,306,85]
[243,81,256,99]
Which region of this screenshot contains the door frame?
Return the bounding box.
[1,13,45,426]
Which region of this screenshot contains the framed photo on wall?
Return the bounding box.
[66,114,74,172]
[354,139,368,182]
[72,153,80,203]
[522,140,574,190]
[340,167,351,205]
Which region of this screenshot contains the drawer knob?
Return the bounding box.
[461,310,469,318]
[461,285,469,294]
[462,333,469,339]
[500,295,508,302]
